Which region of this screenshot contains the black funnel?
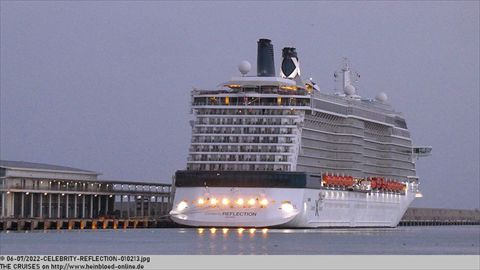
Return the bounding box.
[257,39,275,77]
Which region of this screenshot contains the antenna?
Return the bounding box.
[334,57,361,97]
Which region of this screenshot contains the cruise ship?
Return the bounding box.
[170,39,431,228]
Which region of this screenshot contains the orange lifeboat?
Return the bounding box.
[345,176,353,187]
[379,178,386,190]
[371,178,377,189]
[346,176,354,186]
[374,177,380,189]
[339,176,345,186]
[323,174,334,187]
[323,174,358,188]
[392,182,398,191]
[324,174,331,186]
[387,181,393,191]
[328,175,334,186]
[327,175,333,186]
[368,177,407,192]
[322,174,329,185]
[333,175,340,186]
[396,182,402,191]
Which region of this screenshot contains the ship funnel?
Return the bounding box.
[257,39,275,77]
[280,47,301,81]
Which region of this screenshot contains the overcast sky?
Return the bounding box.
[1,1,478,209]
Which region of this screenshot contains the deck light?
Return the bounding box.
[281,201,294,212]
[236,198,244,206]
[177,201,188,211]
[247,198,256,206]
[197,198,205,205]
[222,198,230,206]
[260,198,269,207]
[210,197,218,206]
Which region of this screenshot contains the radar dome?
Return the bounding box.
[238,60,251,75]
[344,84,356,95]
[375,92,388,102]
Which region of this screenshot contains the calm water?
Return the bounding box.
[0,226,479,255]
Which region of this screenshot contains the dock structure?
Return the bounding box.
[400,207,480,226]
[0,160,174,230]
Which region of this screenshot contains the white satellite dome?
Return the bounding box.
[344,84,356,95]
[238,60,251,75]
[375,92,388,103]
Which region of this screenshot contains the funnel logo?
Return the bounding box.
[280,47,301,79]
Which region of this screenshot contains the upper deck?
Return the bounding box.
[190,76,408,132]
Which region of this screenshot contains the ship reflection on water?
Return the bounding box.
[196,227,270,241]
[193,227,271,254]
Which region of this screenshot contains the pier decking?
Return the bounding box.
[0,217,175,230]
[399,207,480,226]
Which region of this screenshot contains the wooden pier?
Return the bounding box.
[399,207,480,226]
[0,217,176,231]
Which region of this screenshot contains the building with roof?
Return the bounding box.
[0,160,172,224]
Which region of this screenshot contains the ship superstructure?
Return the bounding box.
[170,39,431,228]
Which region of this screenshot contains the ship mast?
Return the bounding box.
[334,57,360,97]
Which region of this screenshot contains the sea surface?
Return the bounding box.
[0,226,479,255]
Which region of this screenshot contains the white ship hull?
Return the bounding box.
[170,186,415,228]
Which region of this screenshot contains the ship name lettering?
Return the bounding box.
[222,212,257,217]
